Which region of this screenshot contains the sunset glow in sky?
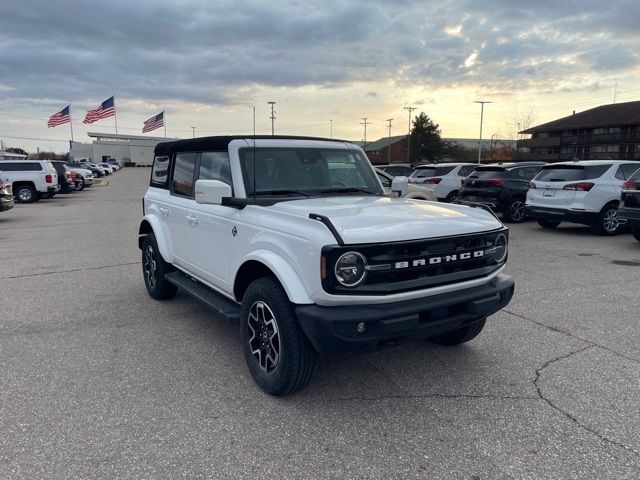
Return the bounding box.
[1,0,639,151]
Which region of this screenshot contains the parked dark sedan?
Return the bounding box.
[50,161,75,193]
[460,162,546,223]
[619,167,640,241]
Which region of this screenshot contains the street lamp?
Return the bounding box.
[474,100,492,163]
[268,101,276,135]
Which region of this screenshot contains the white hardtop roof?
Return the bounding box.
[415,162,472,168]
[548,159,639,167]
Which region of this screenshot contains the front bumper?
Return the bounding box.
[296,273,514,354]
[0,196,14,211]
[525,205,597,225]
[618,205,640,223]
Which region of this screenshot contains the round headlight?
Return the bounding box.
[494,233,508,263]
[334,252,367,287]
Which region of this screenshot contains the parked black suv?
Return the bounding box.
[460,162,546,223]
[50,161,74,194]
[619,167,640,241]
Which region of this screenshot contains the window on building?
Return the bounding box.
[593,128,606,135]
[591,145,605,153]
[539,132,549,138]
[606,145,620,153]
[608,127,621,134]
[172,152,197,197]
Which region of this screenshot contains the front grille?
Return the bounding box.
[322,228,507,295]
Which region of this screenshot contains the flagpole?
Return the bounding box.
[164,110,166,138]
[114,95,118,134]
[69,104,74,142]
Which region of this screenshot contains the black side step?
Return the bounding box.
[165,271,240,321]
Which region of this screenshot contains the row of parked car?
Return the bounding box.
[0,159,121,211]
[379,159,640,238]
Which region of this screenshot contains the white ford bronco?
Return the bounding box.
[138,136,514,395]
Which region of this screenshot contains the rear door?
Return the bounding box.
[167,152,198,264]
[622,168,640,208]
[461,167,507,201]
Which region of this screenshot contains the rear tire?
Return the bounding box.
[240,277,316,395]
[445,190,460,203]
[537,219,561,229]
[503,197,526,223]
[593,203,620,236]
[430,319,486,346]
[141,234,177,300]
[15,184,37,203]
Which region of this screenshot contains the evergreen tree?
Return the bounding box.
[410,112,444,163]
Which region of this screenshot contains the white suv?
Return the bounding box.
[409,163,477,202]
[526,160,640,235]
[0,160,60,203]
[138,136,514,395]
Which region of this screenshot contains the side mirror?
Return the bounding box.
[391,176,409,197]
[194,179,232,205]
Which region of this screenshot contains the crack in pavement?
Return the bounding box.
[0,262,141,280]
[333,392,538,402]
[534,344,640,462]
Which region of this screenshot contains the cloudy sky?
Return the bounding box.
[1,0,639,152]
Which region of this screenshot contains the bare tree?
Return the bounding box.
[507,107,536,140]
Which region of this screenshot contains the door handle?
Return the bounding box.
[186,215,199,225]
[159,207,170,216]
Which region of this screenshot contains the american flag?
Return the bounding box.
[83,96,116,124]
[48,105,71,127]
[142,111,164,133]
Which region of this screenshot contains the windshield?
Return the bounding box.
[534,165,610,182]
[239,147,382,196]
[410,166,455,178]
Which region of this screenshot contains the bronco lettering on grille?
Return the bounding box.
[394,250,484,269]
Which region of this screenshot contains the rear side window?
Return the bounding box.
[535,165,611,182]
[198,151,232,189]
[171,152,197,197]
[614,164,640,180]
[457,165,475,177]
[151,155,170,188]
[469,168,506,179]
[629,168,640,182]
[0,162,43,171]
[385,166,413,176]
[411,166,454,177]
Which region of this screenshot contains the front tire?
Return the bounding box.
[503,197,526,223]
[445,190,460,203]
[537,219,561,229]
[430,319,486,346]
[240,277,316,395]
[141,234,177,300]
[594,203,620,236]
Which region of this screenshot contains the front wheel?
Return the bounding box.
[429,319,486,346]
[15,184,37,203]
[141,234,177,300]
[445,190,460,203]
[594,203,620,236]
[240,277,316,395]
[503,198,526,223]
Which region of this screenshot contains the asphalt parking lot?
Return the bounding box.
[1,167,640,479]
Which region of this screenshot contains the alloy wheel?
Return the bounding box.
[603,208,619,233]
[143,245,157,288]
[247,301,281,373]
[18,188,32,202]
[510,200,525,222]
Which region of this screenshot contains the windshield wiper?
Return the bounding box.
[320,187,375,195]
[248,189,310,198]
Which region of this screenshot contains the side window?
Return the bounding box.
[457,165,475,177]
[171,152,197,197]
[150,156,170,188]
[513,168,528,179]
[620,164,640,179]
[523,167,541,180]
[376,172,391,187]
[198,152,232,190]
[614,166,626,180]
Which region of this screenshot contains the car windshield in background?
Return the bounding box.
[469,168,506,179]
[410,166,455,178]
[535,165,611,182]
[238,147,382,196]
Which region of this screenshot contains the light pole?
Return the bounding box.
[474,100,492,163]
[360,117,371,146]
[386,118,393,163]
[191,126,195,138]
[268,101,276,135]
[403,106,417,163]
[330,119,333,139]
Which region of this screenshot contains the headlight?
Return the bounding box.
[494,233,507,263]
[334,251,367,287]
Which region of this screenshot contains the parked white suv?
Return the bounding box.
[374,168,436,201]
[526,160,640,235]
[409,163,477,202]
[138,136,514,395]
[0,160,60,203]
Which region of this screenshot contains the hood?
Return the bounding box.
[268,196,502,244]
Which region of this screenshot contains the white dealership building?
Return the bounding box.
[70,132,179,166]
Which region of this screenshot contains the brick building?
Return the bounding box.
[363,135,409,165]
[517,101,640,162]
